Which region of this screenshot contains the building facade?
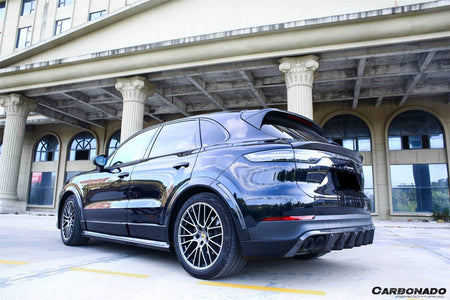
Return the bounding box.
[0,0,449,220]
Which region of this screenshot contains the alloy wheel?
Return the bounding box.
[177,202,223,270]
[62,200,75,240]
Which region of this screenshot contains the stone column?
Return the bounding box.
[0,94,36,213]
[279,55,319,120]
[115,76,155,142]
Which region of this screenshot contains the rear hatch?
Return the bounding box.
[242,109,369,213]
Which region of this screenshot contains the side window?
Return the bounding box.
[150,121,200,157]
[107,127,158,167]
[200,119,228,146]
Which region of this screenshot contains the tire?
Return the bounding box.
[295,252,326,260]
[173,193,246,279]
[60,195,90,246]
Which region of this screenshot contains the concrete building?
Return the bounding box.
[0,0,449,220]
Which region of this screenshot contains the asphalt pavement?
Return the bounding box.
[0,214,449,300]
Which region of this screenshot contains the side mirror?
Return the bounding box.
[93,155,107,171]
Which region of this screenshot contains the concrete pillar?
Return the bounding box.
[279,55,319,120]
[0,94,36,213]
[115,76,155,141]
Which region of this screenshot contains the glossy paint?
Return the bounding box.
[58,108,372,257]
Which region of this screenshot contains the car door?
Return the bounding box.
[127,120,200,241]
[84,127,159,236]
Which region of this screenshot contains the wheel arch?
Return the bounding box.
[57,185,85,229]
[165,180,249,248]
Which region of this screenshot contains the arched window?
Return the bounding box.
[388,110,444,150]
[107,130,120,156]
[69,131,97,161]
[323,115,375,212]
[322,114,371,151]
[388,110,448,213]
[34,135,59,162]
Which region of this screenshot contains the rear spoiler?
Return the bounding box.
[240,109,324,136]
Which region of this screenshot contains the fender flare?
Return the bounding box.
[164,177,249,241]
[57,185,85,229]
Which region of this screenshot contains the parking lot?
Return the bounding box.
[0,214,449,300]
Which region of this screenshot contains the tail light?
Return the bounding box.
[243,149,294,162]
[243,148,336,165]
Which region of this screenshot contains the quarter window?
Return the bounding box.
[34,135,59,162]
[200,120,227,146]
[388,110,444,150]
[107,127,158,167]
[150,121,200,157]
[391,164,449,213]
[323,115,371,151]
[69,132,97,161]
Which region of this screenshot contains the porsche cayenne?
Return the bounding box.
[57,108,374,279]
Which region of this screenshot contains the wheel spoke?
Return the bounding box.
[203,205,206,227]
[180,224,195,236]
[207,225,221,231]
[209,239,221,248]
[206,243,219,256]
[206,214,218,228]
[200,246,207,267]
[185,245,198,261]
[181,218,196,228]
[209,232,223,239]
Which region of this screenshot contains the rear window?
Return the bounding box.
[261,115,328,143]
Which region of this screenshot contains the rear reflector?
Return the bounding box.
[262,215,315,221]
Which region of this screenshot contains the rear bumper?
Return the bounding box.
[240,214,374,259]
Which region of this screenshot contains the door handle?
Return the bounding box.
[173,162,190,170]
[117,172,129,178]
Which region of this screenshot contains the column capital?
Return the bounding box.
[115,76,155,103]
[279,55,319,88]
[0,93,37,116]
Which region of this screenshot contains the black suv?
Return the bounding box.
[57,108,374,279]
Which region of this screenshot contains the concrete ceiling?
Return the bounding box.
[6,37,450,129]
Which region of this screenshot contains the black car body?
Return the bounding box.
[57,108,374,279]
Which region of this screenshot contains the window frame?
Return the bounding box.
[388,110,445,151]
[21,0,35,16]
[390,163,449,214]
[200,118,229,147]
[34,134,60,162]
[68,131,97,161]
[0,2,6,20]
[149,120,201,159]
[16,26,32,48]
[105,126,160,168]
[322,114,372,152]
[107,130,121,156]
[54,18,71,35]
[57,0,73,8]
[89,10,106,21]
[28,171,57,207]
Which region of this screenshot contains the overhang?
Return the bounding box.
[0,1,449,128]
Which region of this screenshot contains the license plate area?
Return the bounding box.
[334,170,361,191]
